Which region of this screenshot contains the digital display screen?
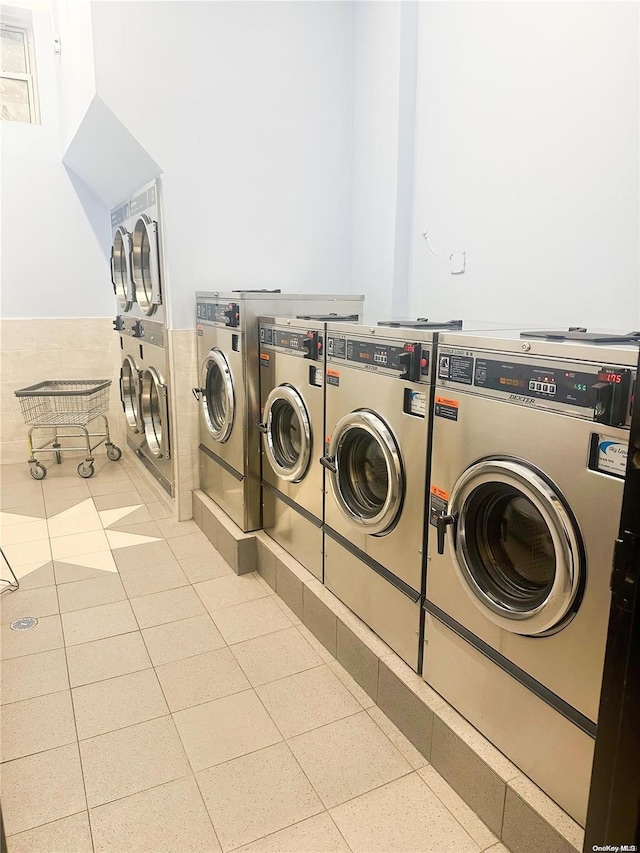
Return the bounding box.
[598,371,624,384]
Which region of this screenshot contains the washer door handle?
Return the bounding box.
[320,455,337,473]
[192,387,205,403]
[257,422,268,434]
[110,248,117,293]
[436,512,456,555]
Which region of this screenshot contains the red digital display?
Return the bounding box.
[599,371,624,384]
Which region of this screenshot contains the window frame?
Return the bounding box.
[0,10,40,125]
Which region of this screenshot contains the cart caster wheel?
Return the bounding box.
[106,445,122,462]
[54,450,62,464]
[77,462,95,479]
[30,463,47,480]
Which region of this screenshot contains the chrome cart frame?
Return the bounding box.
[14,380,122,480]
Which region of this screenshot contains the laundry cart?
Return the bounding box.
[14,379,121,480]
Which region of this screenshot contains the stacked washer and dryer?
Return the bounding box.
[111,180,174,496]
[193,293,364,533]
[424,328,638,824]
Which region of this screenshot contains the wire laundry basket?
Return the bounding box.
[14,379,121,480]
[15,380,111,426]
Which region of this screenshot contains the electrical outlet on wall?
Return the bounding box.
[450,252,466,275]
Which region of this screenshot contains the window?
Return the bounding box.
[1,9,39,124]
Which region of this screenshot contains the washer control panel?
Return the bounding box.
[438,347,635,426]
[196,301,240,328]
[260,325,322,361]
[326,333,432,383]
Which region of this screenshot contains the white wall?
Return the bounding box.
[53,0,95,151]
[408,2,640,329]
[0,2,111,319]
[350,2,419,323]
[351,2,401,321]
[88,0,356,329]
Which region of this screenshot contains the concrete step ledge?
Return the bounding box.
[193,489,583,853]
[193,489,256,575]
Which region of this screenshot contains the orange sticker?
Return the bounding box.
[434,396,459,408]
[431,485,449,501]
[327,369,340,377]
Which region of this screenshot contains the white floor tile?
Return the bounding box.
[51,530,109,561]
[3,539,51,568]
[98,505,143,528]
[0,519,49,545]
[106,530,161,549]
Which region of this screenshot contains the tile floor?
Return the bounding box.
[0,455,510,853]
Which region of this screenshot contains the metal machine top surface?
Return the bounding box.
[521,329,640,344]
[325,320,443,344]
[196,291,365,303]
[438,328,640,367]
[377,318,463,329]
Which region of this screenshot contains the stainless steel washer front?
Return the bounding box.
[141,365,170,459]
[110,180,165,324]
[327,409,403,535]
[132,213,161,316]
[120,354,142,433]
[447,458,583,635]
[322,321,436,670]
[263,384,312,483]
[195,293,365,534]
[423,329,638,824]
[111,226,134,313]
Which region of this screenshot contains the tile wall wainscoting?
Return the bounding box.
[0,319,124,466]
[0,320,200,523]
[167,329,199,522]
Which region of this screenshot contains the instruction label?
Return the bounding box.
[326,369,340,387]
[438,352,474,385]
[259,353,270,368]
[434,396,459,421]
[429,485,449,528]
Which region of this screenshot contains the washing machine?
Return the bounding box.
[115,316,145,453]
[258,314,360,580]
[110,179,165,324]
[193,292,364,533]
[114,315,173,495]
[321,320,463,670]
[423,328,638,824]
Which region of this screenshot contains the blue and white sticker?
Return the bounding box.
[409,391,426,417]
[597,439,628,477]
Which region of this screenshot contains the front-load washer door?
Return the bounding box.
[132,213,161,315]
[120,355,142,432]
[326,410,403,536]
[200,349,235,443]
[446,458,584,636]
[262,384,311,483]
[111,227,134,312]
[141,367,170,458]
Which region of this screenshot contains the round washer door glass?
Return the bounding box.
[263,385,311,482]
[328,410,403,535]
[141,367,167,458]
[448,458,583,635]
[201,350,234,442]
[112,227,132,311]
[132,214,161,315]
[121,356,140,430]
